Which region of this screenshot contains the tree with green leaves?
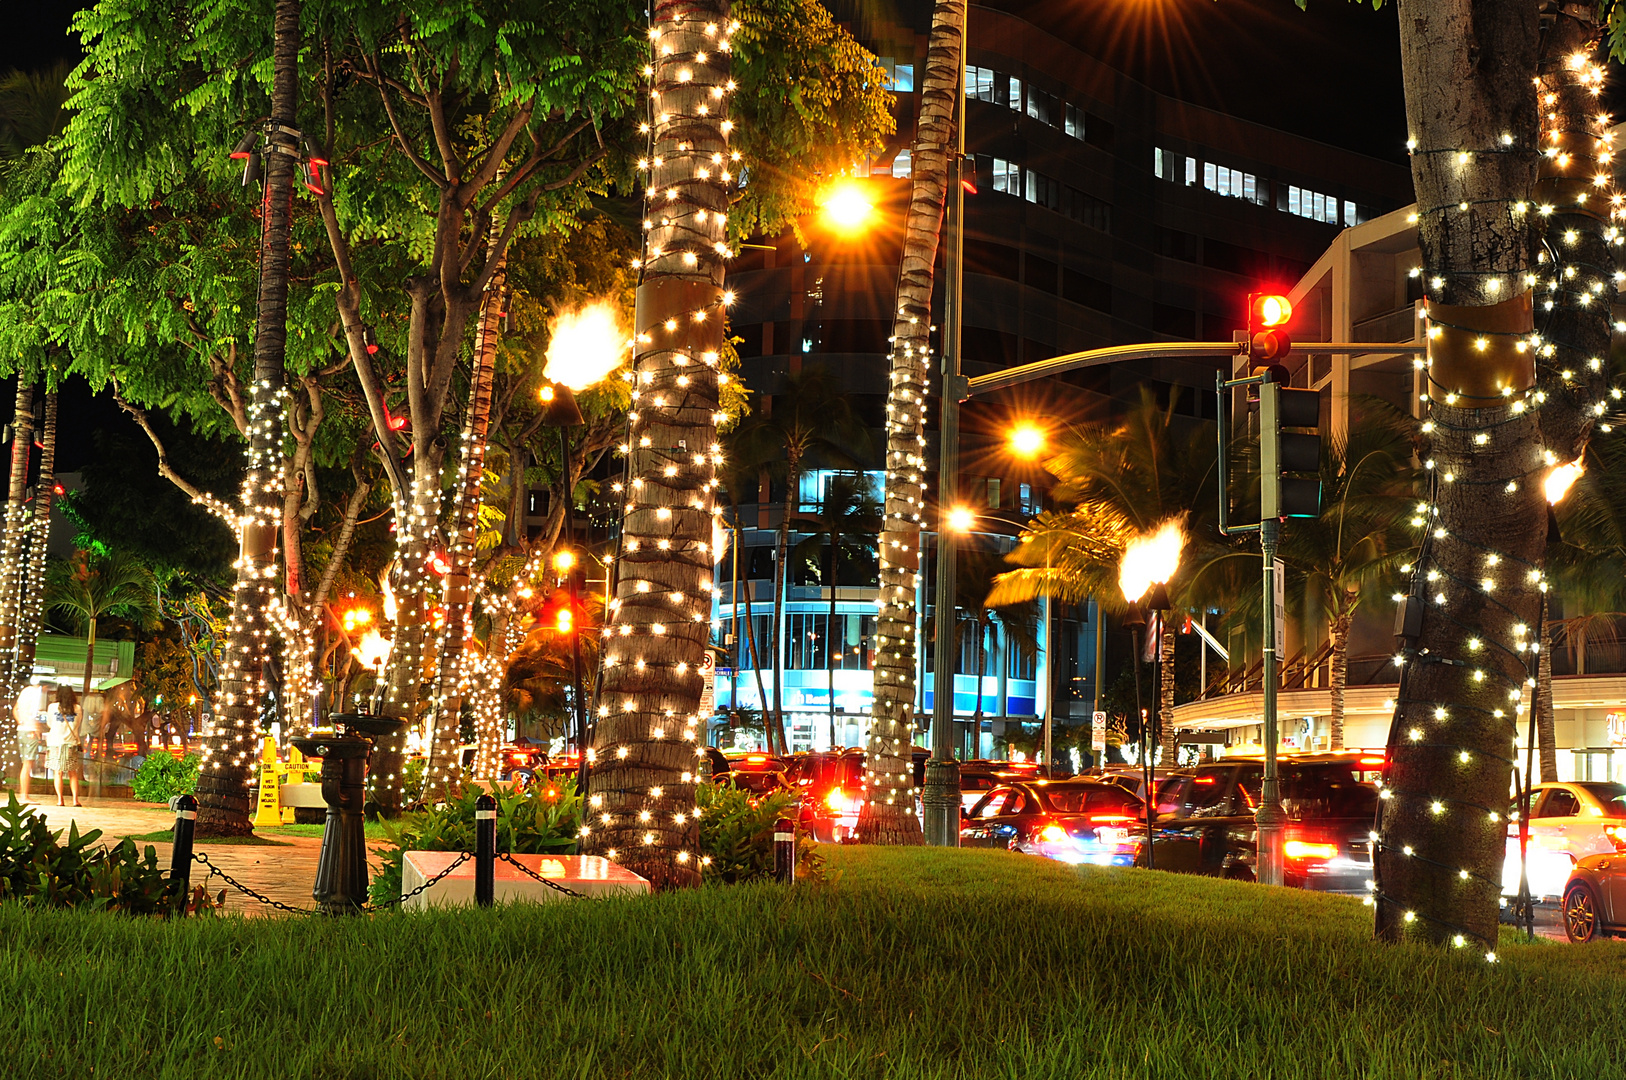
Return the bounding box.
[45,551,159,697]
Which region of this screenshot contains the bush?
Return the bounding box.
[129,752,200,804]
[697,781,823,885]
[0,796,172,913]
[370,781,582,905]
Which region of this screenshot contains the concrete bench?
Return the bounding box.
[400,851,651,909]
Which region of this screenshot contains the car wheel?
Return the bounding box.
[1564,880,1603,943]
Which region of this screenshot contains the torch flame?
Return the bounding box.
[712,517,730,559]
[353,630,392,671]
[1118,518,1186,605]
[1545,457,1584,505]
[544,299,628,392]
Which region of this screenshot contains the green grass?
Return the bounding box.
[3,847,1624,1079]
[126,830,293,847]
[260,819,392,840]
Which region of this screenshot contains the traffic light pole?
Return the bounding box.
[1256,518,1285,887]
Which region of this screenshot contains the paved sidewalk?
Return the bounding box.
[16,797,378,916]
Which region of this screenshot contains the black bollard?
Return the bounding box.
[168,793,197,912]
[774,816,796,884]
[475,793,496,907]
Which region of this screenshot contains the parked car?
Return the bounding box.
[1560,852,1626,942]
[1502,781,1626,900]
[714,766,797,807]
[961,779,1144,865]
[1142,758,1378,892]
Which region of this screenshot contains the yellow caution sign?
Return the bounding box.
[252,736,283,829]
[282,744,307,823]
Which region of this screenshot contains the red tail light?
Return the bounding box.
[1038,823,1067,842]
[1284,839,1340,861]
[1088,814,1136,823]
[826,787,847,811]
[1605,824,1626,852]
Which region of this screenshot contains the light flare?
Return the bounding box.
[1118,518,1186,604]
[544,299,628,391]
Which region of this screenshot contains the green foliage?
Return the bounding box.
[129,753,200,804]
[370,781,583,906]
[696,780,823,885]
[0,795,170,913]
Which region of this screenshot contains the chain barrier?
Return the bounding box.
[496,851,591,900]
[373,851,473,911]
[193,851,318,916]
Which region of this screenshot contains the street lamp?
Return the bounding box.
[1007,422,1046,460]
[1118,520,1184,870]
[819,179,875,236]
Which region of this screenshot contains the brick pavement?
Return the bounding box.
[17,796,375,916]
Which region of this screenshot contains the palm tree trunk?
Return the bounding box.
[12,392,55,701]
[1376,0,1544,945]
[741,578,773,748]
[82,616,97,699]
[827,542,837,749]
[1159,618,1176,763]
[1536,598,1556,783]
[859,0,963,847]
[196,0,301,836]
[0,382,34,711]
[581,0,732,888]
[425,239,508,800]
[771,462,798,753]
[1330,610,1350,751]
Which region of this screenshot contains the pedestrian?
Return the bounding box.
[13,683,44,801]
[45,686,85,807]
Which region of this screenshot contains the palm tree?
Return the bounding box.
[949,546,1038,757]
[732,365,867,750]
[792,472,882,748]
[12,392,57,701]
[717,434,781,755]
[861,0,966,848]
[45,551,158,697]
[987,387,1223,761]
[195,0,301,836]
[1275,402,1419,750]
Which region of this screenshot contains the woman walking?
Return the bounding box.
[45,686,84,807]
[13,683,44,800]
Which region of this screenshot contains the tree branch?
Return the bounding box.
[111,382,238,529]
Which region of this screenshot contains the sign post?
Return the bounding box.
[1091,710,1107,768]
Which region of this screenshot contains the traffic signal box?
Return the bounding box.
[1247,293,1294,367]
[1259,379,1321,519]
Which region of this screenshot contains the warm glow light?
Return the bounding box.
[353,630,392,671]
[544,299,627,391]
[553,549,577,573]
[1008,422,1046,459]
[1253,294,1293,327]
[1118,518,1186,604]
[947,505,975,532]
[819,179,874,234]
[1545,457,1584,505]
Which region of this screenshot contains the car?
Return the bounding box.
[1502,781,1626,900]
[714,766,798,807]
[1559,852,1626,942]
[1142,758,1378,892]
[961,779,1145,865]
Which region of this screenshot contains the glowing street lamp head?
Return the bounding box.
[820,180,874,235]
[1008,422,1046,460]
[947,505,976,532]
[544,299,627,392]
[553,549,577,573]
[353,630,392,671]
[1119,518,1186,605]
[1545,457,1584,505]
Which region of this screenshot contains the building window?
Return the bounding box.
[889,148,912,178]
[1064,104,1084,140]
[999,74,1022,110]
[1154,147,1198,186]
[966,65,995,102]
[1286,185,1339,225]
[991,157,1021,195]
[1064,186,1111,232]
[893,63,913,92]
[1006,638,1036,680]
[1026,87,1058,127]
[1203,162,1266,206]
[1024,169,1062,211]
[1018,482,1040,515]
[986,478,1001,508]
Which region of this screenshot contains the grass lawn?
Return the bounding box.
[4,846,1624,1079]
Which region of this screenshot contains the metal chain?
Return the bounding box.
[496,851,591,900]
[371,851,472,910]
[193,852,318,916]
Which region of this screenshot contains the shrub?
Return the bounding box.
[697,781,823,885]
[129,752,200,804]
[0,795,172,913]
[370,781,582,905]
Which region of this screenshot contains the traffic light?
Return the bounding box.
[1246,293,1294,366]
[1259,376,1322,519]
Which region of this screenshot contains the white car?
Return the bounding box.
[1502,781,1626,900]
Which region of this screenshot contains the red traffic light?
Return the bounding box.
[1246,293,1294,364]
[1250,294,1292,328]
[555,606,574,634]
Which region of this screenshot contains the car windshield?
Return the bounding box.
[961,774,999,792]
[1282,764,1377,818]
[1578,782,1626,814]
[1040,785,1141,815]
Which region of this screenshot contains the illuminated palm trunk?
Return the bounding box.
[1329,609,1350,751]
[196,0,300,835]
[0,383,34,724]
[12,391,56,700]
[582,0,734,889]
[859,0,964,846]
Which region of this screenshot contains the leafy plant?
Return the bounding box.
[697,781,823,885]
[370,782,583,906]
[129,752,199,804]
[0,795,172,913]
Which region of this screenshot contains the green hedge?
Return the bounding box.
[129,753,200,804]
